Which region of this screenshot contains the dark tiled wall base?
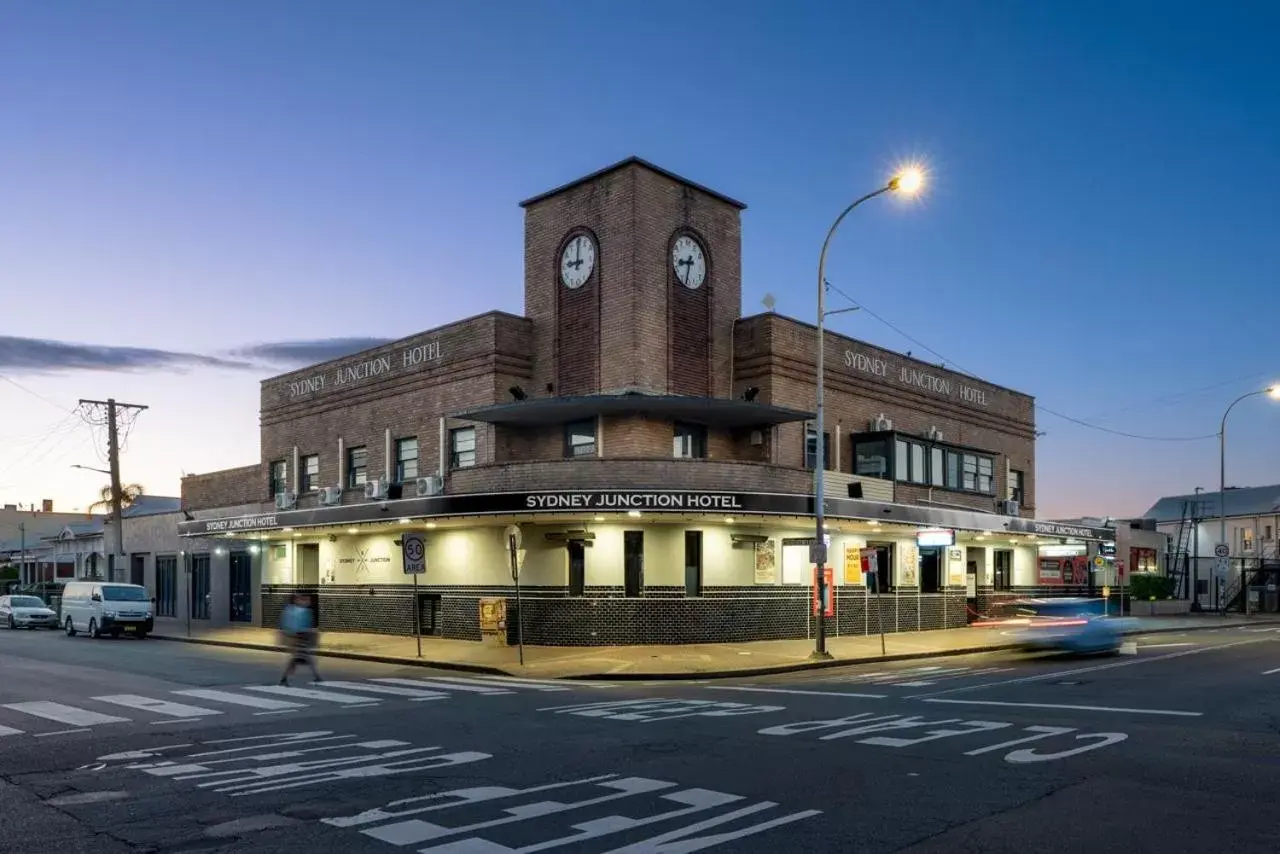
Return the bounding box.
[265,584,973,646]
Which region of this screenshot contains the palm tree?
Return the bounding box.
[88,483,145,514]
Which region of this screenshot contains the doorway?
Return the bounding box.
[993,549,1013,591]
[684,530,703,596]
[130,554,145,587]
[190,554,211,620]
[229,552,252,623]
[623,531,644,597]
[866,542,894,592]
[567,541,586,596]
[296,543,320,585]
[919,547,942,593]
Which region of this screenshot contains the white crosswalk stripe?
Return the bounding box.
[373,677,513,694]
[243,685,384,705]
[3,701,129,726]
[172,688,305,710]
[0,724,23,737]
[314,680,448,701]
[93,695,223,718]
[427,675,572,692]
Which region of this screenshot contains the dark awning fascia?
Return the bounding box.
[454,394,815,429]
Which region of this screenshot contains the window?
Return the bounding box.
[961,453,994,494]
[564,419,597,458]
[300,455,320,492]
[1010,469,1025,504]
[269,460,288,497]
[854,437,890,479]
[930,448,944,487]
[894,438,928,484]
[804,425,831,471]
[673,422,707,459]
[155,556,177,617]
[1243,528,1256,552]
[346,446,368,489]
[1266,524,1274,541]
[449,427,476,468]
[395,437,419,481]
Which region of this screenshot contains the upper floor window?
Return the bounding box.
[269,460,288,497]
[346,446,367,489]
[673,422,707,459]
[300,454,320,492]
[853,437,890,479]
[1010,469,1025,504]
[564,419,597,458]
[395,437,419,481]
[804,424,831,471]
[854,432,997,495]
[449,427,476,469]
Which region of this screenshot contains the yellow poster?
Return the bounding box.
[843,544,863,585]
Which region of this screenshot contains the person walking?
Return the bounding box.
[278,593,321,685]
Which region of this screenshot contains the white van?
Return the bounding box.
[62,581,155,639]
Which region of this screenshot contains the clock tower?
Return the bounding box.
[520,157,745,400]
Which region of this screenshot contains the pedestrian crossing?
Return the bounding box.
[810,664,1014,688]
[0,675,617,740]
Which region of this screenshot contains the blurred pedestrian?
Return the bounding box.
[279,593,321,684]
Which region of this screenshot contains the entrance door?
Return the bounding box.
[229,552,252,623]
[567,541,586,596]
[190,554,211,620]
[993,549,1013,591]
[296,543,320,585]
[866,543,893,592]
[919,547,942,592]
[130,554,145,587]
[623,531,644,597]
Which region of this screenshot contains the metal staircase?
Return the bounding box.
[1167,500,1197,599]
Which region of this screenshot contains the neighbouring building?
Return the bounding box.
[162,157,1110,643]
[1143,485,1280,611]
[0,501,102,585]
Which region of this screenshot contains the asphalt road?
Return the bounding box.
[1,624,1278,853]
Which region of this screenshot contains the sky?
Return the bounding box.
[1,0,1278,520]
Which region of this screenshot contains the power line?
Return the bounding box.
[0,411,84,488]
[823,281,1222,443]
[0,373,73,414]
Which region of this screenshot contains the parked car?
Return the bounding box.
[0,594,59,629]
[61,581,155,639]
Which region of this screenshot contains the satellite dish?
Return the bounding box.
[761,293,777,312]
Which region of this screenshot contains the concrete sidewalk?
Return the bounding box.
[149,613,1280,680]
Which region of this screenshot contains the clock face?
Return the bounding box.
[559,234,596,289]
[671,235,707,289]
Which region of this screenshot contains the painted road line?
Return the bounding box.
[921,698,1203,717]
[173,689,305,711]
[244,685,386,705]
[372,677,513,695]
[706,686,888,699]
[457,675,618,690]
[34,728,91,737]
[0,724,23,737]
[907,638,1272,700]
[94,695,223,719]
[424,675,571,692]
[314,681,449,701]
[1263,667,1280,675]
[3,701,129,727]
[1140,642,1196,649]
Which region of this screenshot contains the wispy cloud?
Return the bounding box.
[0,335,395,375]
[229,337,395,366]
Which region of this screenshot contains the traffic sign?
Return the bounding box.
[1214,543,1230,559]
[809,542,828,566]
[402,532,426,575]
[1214,556,1230,576]
[1093,556,1105,569]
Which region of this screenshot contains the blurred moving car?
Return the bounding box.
[0,594,59,630]
[979,597,1133,654]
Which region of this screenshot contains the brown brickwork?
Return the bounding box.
[182,465,262,511]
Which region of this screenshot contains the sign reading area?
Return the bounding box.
[525,492,744,511]
[285,340,444,399]
[843,348,994,408]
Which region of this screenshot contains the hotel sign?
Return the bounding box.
[286,340,444,399]
[525,492,745,511]
[200,513,279,533]
[843,349,991,408]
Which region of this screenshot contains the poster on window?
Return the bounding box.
[1038,558,1062,584]
[753,539,777,584]
[1068,556,1088,586]
[843,544,864,585]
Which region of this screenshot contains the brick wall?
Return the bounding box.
[182,465,263,510]
[736,313,1037,515]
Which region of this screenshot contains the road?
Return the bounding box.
[1,624,1278,853]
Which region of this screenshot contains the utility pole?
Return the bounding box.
[18,522,25,587]
[78,398,148,582]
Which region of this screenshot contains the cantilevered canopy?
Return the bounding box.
[455,393,814,429]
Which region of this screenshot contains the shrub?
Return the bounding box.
[1127,572,1175,600]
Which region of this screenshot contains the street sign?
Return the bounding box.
[1093,556,1105,569]
[809,542,828,566]
[1215,543,1230,558]
[1214,556,1230,576]
[402,532,426,575]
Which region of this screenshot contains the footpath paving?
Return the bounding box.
[150,613,1280,680]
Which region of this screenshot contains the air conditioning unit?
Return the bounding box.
[870,414,893,432]
[364,479,387,500]
[748,429,764,446]
[415,475,444,497]
[319,486,342,506]
[274,491,297,511]
[998,499,1020,516]
[926,426,943,441]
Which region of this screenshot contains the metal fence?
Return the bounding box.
[1179,556,1280,613]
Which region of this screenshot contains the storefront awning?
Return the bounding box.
[455,393,814,429]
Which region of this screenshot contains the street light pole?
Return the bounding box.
[811,166,924,660]
[1218,385,1279,614]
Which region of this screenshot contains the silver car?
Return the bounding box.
[0,594,59,629]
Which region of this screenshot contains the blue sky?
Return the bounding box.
[1,0,1277,518]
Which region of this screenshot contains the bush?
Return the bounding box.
[1127,573,1175,600]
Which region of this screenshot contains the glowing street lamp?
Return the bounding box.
[811,164,927,660]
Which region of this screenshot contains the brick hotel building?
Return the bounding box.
[167,157,1114,644]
